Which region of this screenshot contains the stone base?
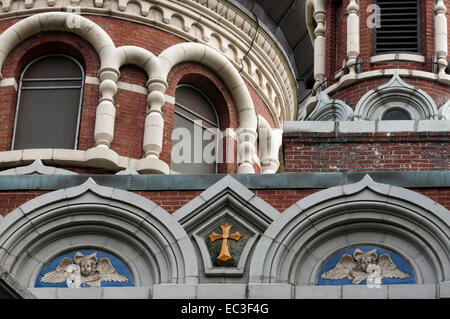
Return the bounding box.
[135,157,170,174]
[85,147,120,170]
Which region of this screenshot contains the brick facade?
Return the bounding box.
[0,15,274,173]
[283,131,450,172]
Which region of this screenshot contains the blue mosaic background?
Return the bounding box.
[35,250,134,288]
[317,246,416,286]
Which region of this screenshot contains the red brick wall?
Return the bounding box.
[110,65,148,159]
[1,187,449,217]
[0,15,274,172]
[283,131,450,172]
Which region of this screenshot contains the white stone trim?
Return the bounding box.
[0,159,78,175]
[84,76,100,85]
[0,148,142,172]
[0,77,17,90]
[306,92,354,121]
[370,53,426,64]
[117,81,148,95]
[86,76,148,95]
[284,120,450,134]
[257,115,281,174]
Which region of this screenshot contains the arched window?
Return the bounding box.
[374,0,421,53]
[12,55,84,150]
[381,107,412,120]
[171,85,219,174]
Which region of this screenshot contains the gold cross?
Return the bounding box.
[208,223,242,262]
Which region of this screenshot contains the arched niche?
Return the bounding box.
[249,175,450,286]
[0,178,198,289]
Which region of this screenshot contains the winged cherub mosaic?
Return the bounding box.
[40,252,128,288]
[321,248,410,285]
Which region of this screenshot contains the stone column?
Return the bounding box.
[93,69,118,148]
[347,0,360,75]
[435,0,448,75]
[85,67,120,168]
[313,0,327,90]
[135,79,170,174]
[143,81,166,159]
[236,128,258,174]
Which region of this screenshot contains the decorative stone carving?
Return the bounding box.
[320,248,410,285]
[40,251,128,288]
[173,175,279,278]
[249,175,450,285]
[0,159,77,175]
[306,92,354,121]
[354,72,439,120]
[208,223,242,264]
[439,100,450,120]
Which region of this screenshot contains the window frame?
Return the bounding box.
[11,54,85,150]
[372,0,422,55]
[172,84,220,174]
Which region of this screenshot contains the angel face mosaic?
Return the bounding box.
[35,250,134,288]
[317,246,415,286]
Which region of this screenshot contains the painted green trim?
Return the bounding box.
[0,171,449,191]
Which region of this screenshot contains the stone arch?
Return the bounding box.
[0,12,115,77]
[354,72,439,120]
[307,92,354,121]
[249,175,450,285]
[0,178,198,288]
[158,42,258,174]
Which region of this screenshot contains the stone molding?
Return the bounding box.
[439,100,450,120]
[173,175,279,277]
[284,119,450,133]
[354,72,439,120]
[0,174,448,297]
[0,0,297,126]
[306,92,354,121]
[0,159,78,175]
[249,175,450,285]
[0,177,199,288]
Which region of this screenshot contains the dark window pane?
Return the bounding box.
[382,108,411,120]
[23,56,83,79]
[13,55,84,150]
[170,113,217,174]
[374,0,420,53]
[175,86,218,125]
[171,85,219,174]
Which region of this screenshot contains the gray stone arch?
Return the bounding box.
[249,175,450,286]
[0,178,198,289]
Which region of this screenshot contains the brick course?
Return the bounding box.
[283,132,450,173]
[1,187,449,217]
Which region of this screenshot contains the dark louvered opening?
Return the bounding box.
[374,0,421,54]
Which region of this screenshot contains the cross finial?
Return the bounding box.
[208,222,242,262]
